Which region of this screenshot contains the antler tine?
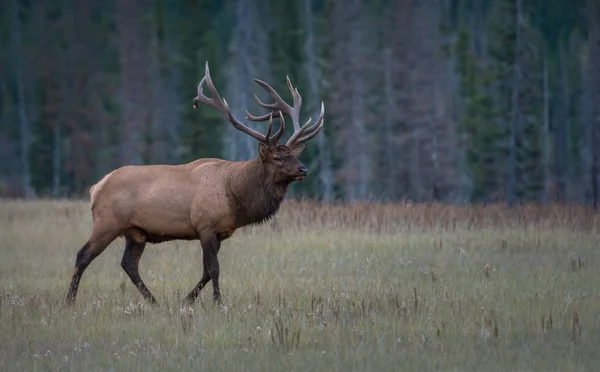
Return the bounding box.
[285,118,312,147]
[257,111,285,146]
[286,76,303,131]
[286,102,325,147]
[193,76,222,113]
[193,62,271,144]
[221,98,269,143]
[270,111,286,145]
[192,77,205,109]
[252,78,302,129]
[193,63,225,114]
[264,113,274,140]
[253,79,291,110]
[245,110,282,122]
[252,93,278,110]
[300,102,325,137]
[251,76,315,147]
[295,118,324,144]
[194,62,320,148]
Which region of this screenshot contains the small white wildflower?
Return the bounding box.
[180,306,194,315]
[397,256,407,266]
[480,327,491,343]
[565,292,573,305]
[124,303,137,315]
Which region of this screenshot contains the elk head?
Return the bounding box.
[192,62,324,184]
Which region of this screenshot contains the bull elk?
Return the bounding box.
[65,62,324,306]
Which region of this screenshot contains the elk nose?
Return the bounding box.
[298,165,308,175]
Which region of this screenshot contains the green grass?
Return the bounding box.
[1,200,600,371]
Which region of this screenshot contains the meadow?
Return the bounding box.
[1,199,599,371]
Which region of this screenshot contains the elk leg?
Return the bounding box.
[66,230,118,305]
[186,231,221,304]
[206,251,221,304]
[183,241,223,304]
[183,259,211,305]
[121,236,157,305]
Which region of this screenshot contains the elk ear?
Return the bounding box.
[289,143,305,157]
[258,143,269,159]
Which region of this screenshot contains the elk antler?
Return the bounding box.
[247,76,324,148]
[193,62,324,148]
[193,62,285,146]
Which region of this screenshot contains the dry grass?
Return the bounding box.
[1,199,600,371]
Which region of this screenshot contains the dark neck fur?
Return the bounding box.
[227,158,289,228]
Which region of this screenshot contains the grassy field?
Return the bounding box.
[1,199,600,371]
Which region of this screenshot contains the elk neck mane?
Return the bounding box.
[226,158,289,228]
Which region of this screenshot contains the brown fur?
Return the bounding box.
[90,149,303,244]
[65,63,323,307]
[65,138,309,306]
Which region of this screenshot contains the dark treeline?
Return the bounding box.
[1,0,599,206]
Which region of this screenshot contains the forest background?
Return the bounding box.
[1,0,599,207]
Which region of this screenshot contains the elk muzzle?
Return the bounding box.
[295,165,308,180]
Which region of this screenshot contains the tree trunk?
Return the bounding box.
[162,3,181,165]
[554,47,569,203]
[117,0,148,166]
[588,0,600,209]
[149,14,167,164]
[353,41,369,201]
[406,0,456,202]
[586,0,600,209]
[410,132,422,201]
[225,0,271,163]
[382,48,396,200]
[506,0,522,207]
[330,0,371,202]
[541,58,551,204]
[52,123,61,196]
[12,1,35,198]
[303,0,334,202]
